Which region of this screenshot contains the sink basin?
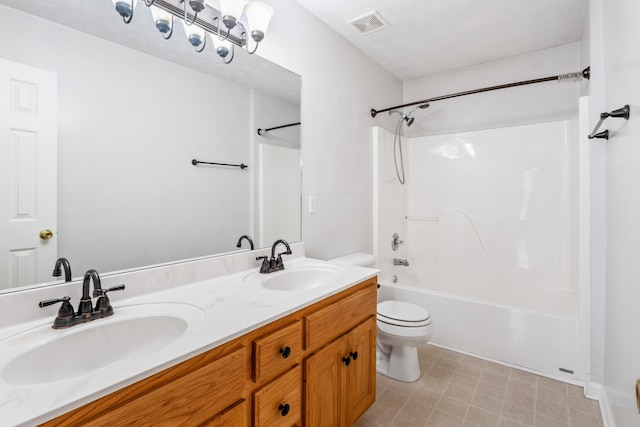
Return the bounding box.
[0,302,204,385]
[245,262,347,291]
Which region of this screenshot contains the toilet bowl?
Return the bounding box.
[327,253,433,382]
[376,300,432,382]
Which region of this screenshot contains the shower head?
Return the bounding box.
[389,103,429,127]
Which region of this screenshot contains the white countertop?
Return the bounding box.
[0,254,377,426]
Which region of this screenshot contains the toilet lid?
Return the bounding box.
[377,300,430,327]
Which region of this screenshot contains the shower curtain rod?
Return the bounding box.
[370,67,590,118]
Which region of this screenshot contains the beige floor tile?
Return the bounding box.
[464,405,500,426]
[501,401,534,426]
[390,412,427,427]
[537,376,568,394]
[568,395,601,417]
[471,392,504,414]
[360,345,603,427]
[435,395,470,418]
[444,383,476,403]
[476,378,507,400]
[427,409,464,427]
[535,411,570,427]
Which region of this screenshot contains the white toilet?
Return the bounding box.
[328,253,433,383]
[376,300,432,382]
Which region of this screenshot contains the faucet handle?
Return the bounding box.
[39,297,77,329]
[94,284,125,313]
[256,256,271,274]
[39,296,75,318]
[92,284,126,298]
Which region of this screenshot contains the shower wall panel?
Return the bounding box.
[406,121,578,318]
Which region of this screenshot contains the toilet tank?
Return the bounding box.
[327,252,376,268]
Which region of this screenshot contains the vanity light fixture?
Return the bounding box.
[111,0,274,64]
[150,5,174,39]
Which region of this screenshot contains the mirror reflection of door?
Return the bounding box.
[0,58,57,289]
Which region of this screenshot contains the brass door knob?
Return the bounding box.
[39,229,54,240]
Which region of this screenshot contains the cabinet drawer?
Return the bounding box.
[254,320,302,382]
[203,399,247,427]
[81,346,247,427]
[304,284,376,350]
[254,365,301,427]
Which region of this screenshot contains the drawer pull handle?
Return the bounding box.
[342,356,351,366]
[279,403,290,416]
[350,351,359,360]
[280,346,291,359]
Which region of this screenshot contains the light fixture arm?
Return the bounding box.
[143,0,156,6]
[162,14,174,39]
[182,0,197,25]
[223,44,235,64]
[241,27,260,55]
[213,16,231,42]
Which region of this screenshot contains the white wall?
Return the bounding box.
[402,43,582,136]
[256,0,402,260]
[597,0,640,424]
[0,6,252,275]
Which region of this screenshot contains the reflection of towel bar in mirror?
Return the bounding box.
[589,104,630,140]
[257,122,301,135]
[191,159,248,169]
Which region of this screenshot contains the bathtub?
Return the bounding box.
[377,281,583,383]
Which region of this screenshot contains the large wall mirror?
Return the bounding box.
[0,0,301,293]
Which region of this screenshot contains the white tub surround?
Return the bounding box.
[0,243,379,426]
[373,118,588,384]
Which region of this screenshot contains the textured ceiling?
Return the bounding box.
[0,0,300,103]
[295,0,588,81]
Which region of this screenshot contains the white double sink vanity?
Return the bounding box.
[0,243,379,426]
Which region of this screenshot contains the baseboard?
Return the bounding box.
[598,386,616,427]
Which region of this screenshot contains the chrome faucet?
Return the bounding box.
[393,258,410,266]
[39,269,125,329]
[52,257,72,282]
[236,234,255,250]
[256,239,292,274]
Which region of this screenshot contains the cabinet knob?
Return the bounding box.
[278,403,290,416]
[280,346,291,359]
[350,351,359,360]
[342,356,351,366]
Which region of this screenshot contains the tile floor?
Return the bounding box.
[355,345,604,427]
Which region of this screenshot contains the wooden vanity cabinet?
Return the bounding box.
[41,277,376,427]
[304,318,376,427]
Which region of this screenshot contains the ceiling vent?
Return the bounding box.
[348,11,389,35]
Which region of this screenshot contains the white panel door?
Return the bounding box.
[0,58,57,290]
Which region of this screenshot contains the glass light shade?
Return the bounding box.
[244,2,274,35]
[150,5,172,33]
[209,32,233,57]
[112,0,138,19]
[182,20,206,46]
[219,0,248,21]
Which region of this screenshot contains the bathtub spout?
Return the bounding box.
[393,258,410,266]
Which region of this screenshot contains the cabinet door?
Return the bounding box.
[203,400,247,427]
[344,317,376,425]
[303,338,345,427]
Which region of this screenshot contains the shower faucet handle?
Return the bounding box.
[391,233,404,251]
